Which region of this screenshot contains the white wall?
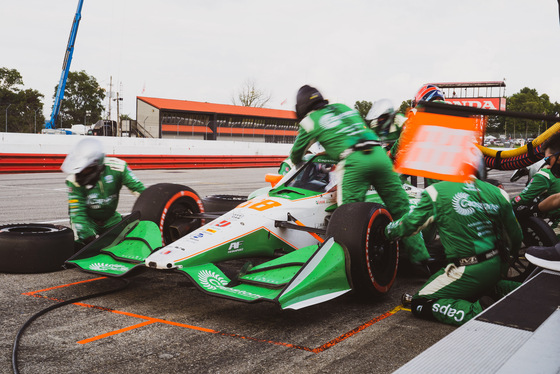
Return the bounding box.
[0,132,292,156]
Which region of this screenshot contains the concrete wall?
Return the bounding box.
[0,132,292,156]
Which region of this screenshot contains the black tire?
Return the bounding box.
[510,216,558,281]
[326,202,398,296]
[202,195,247,212]
[132,183,204,245]
[0,224,74,273]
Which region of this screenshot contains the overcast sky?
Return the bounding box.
[3,0,559,122]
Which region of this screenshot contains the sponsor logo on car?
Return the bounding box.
[89,263,130,272]
[228,241,244,253]
[215,220,231,227]
[197,270,262,299]
[190,233,204,240]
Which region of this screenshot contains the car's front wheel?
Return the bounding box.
[326,202,398,296]
[132,183,204,245]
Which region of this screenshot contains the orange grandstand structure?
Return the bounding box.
[136,97,298,143]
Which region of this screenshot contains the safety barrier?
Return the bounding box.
[0,153,287,173]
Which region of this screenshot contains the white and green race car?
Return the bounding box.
[66,155,413,310]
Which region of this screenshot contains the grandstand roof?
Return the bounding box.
[429,81,506,88]
[138,97,297,120]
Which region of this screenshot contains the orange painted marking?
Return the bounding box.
[23,279,407,352]
[22,277,107,296]
[78,321,156,344]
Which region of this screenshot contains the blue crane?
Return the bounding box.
[44,0,84,129]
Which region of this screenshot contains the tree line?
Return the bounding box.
[0,67,105,133]
[354,88,560,139]
[2,65,559,137]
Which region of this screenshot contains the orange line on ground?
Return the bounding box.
[22,277,107,296]
[310,306,403,353]
[23,279,406,352]
[77,321,155,344]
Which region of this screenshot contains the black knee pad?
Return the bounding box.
[411,298,437,321]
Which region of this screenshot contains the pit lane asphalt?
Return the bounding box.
[0,168,526,374]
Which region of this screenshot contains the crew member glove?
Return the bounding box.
[514,202,541,218]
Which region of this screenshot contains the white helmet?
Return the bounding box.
[366,99,396,135]
[61,138,105,185]
[308,142,325,155]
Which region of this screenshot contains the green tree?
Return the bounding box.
[399,100,412,114]
[354,100,372,120]
[0,67,45,133]
[506,87,554,138]
[55,70,105,128]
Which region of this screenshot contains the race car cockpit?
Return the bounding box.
[285,157,336,193]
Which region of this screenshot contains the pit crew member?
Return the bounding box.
[365,98,405,150]
[511,132,560,235]
[61,138,145,250]
[290,84,430,265]
[384,156,523,326]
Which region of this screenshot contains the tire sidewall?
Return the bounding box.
[326,202,398,296]
[0,224,74,273]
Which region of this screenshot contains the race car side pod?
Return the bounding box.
[12,278,130,374]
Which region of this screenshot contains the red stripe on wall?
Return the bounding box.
[160,124,299,136]
[0,153,288,173]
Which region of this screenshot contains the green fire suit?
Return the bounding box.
[385,180,522,326]
[66,157,145,244]
[290,103,430,263]
[511,167,560,232]
[374,112,405,147]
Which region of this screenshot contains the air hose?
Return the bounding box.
[12,278,130,374]
[478,121,560,170]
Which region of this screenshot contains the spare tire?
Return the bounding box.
[133,183,204,245]
[0,223,74,273]
[202,195,247,212]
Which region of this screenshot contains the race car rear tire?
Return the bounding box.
[326,202,398,297]
[0,223,74,273]
[511,216,558,281]
[132,183,204,245]
[202,195,247,212]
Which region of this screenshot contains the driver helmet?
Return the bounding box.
[61,138,105,186]
[295,85,329,121]
[412,84,445,108]
[366,99,396,136]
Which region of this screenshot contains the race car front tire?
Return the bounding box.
[0,223,74,273]
[326,202,398,297]
[132,183,204,245]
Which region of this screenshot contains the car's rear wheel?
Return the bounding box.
[326,202,398,296]
[510,216,558,281]
[132,183,204,245]
[0,224,74,273]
